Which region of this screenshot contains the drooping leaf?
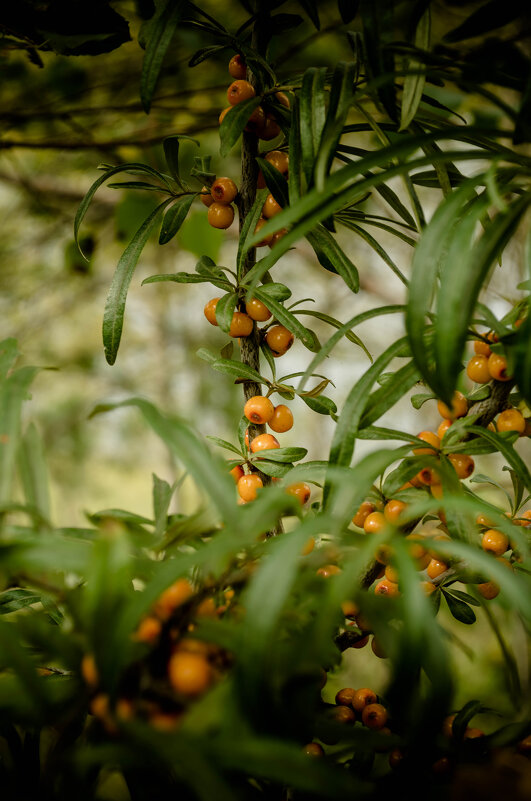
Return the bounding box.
[442,590,476,625]
[314,61,357,190]
[158,194,195,244]
[140,0,187,113]
[162,135,199,187]
[305,225,359,292]
[399,7,430,131]
[444,0,524,43]
[215,293,238,334]
[18,423,50,523]
[253,289,320,352]
[219,97,263,157]
[0,365,41,506]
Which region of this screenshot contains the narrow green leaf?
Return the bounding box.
[399,8,430,130]
[211,359,268,385]
[305,225,359,292]
[205,436,242,456]
[0,366,40,505]
[215,293,238,334]
[301,395,337,416]
[293,310,371,358]
[337,217,408,286]
[103,199,172,364]
[315,62,357,190]
[142,272,232,290]
[467,426,531,493]
[237,188,268,279]
[255,157,289,208]
[442,590,476,625]
[158,194,195,244]
[253,289,320,352]
[251,447,307,464]
[219,97,263,158]
[252,282,291,302]
[18,423,50,523]
[300,67,327,185]
[140,0,187,113]
[444,0,523,43]
[359,361,420,428]
[152,473,173,538]
[288,94,302,201]
[0,339,19,379]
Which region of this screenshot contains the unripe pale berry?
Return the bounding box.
[250,433,280,453]
[204,298,220,326]
[237,474,263,502]
[229,312,253,338]
[244,395,275,424]
[466,355,491,383]
[210,177,238,205]
[228,54,246,79]
[227,79,256,105]
[269,404,293,433]
[245,297,271,321]
[265,325,294,356]
[207,202,235,229]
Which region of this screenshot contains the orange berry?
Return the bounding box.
[384,564,399,583]
[227,79,256,105]
[341,600,359,618]
[245,297,271,321]
[210,177,238,205]
[351,688,377,712]
[448,453,475,479]
[207,202,234,229]
[301,536,315,556]
[135,616,162,644]
[250,433,280,453]
[265,325,294,356]
[497,408,526,433]
[335,687,356,706]
[115,698,134,721]
[316,564,341,578]
[154,578,194,619]
[200,186,214,207]
[374,578,400,597]
[269,228,288,248]
[477,580,500,599]
[464,727,485,739]
[421,581,437,595]
[244,105,266,134]
[258,114,281,140]
[195,597,217,618]
[513,509,531,526]
[363,511,386,533]
[476,512,493,527]
[416,467,441,486]
[254,216,273,247]
[286,482,311,505]
[488,352,511,381]
[168,651,213,696]
[275,91,290,108]
[432,756,452,775]
[332,705,356,724]
[219,106,231,125]
[228,54,246,79]
[244,395,274,424]
[481,528,509,556]
[371,638,387,659]
[374,543,393,565]
[230,465,244,483]
[437,419,452,440]
[406,534,429,564]
[229,312,253,338]
[237,473,263,502]
[304,742,324,757]
[413,431,440,455]
[81,654,98,687]
[150,712,180,731]
[426,558,448,579]
[442,714,456,738]
[263,193,282,219]
[466,355,491,384]
[352,501,376,528]
[362,703,388,730]
[474,338,492,357]
[90,693,110,720]
[204,297,220,326]
[269,404,293,433]
[389,748,405,770]
[437,391,468,420]
[265,149,289,176]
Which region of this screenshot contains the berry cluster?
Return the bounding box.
[200,176,239,230]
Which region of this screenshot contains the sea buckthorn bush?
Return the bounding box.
[1,2,531,800]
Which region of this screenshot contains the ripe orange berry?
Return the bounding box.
[421,581,437,595]
[210,177,238,205]
[168,651,213,696]
[476,513,493,527]
[426,558,448,579]
[488,352,511,381]
[374,578,400,597]
[464,727,485,739]
[135,616,162,643]
[473,337,492,356]
[448,453,475,479]
[258,114,281,140]
[371,638,387,659]
[90,693,111,720]
[263,193,282,219]
[477,580,500,599]
[405,533,429,562]
[237,473,263,502]
[269,229,288,248]
[269,404,293,433]
[219,106,231,125]
[254,216,273,247]
[351,688,377,712]
[352,501,376,528]
[81,654,98,687]
[250,433,280,453]
[244,105,266,134]
[437,391,468,420]
[265,325,294,356]
[363,511,386,533]
[497,408,526,433]
[245,297,271,322]
[384,564,399,583]
[301,537,315,556]
[304,742,324,757]
[316,564,341,578]
[207,202,235,229]
[481,528,509,556]
[335,687,356,706]
[384,499,407,524]
[513,509,531,526]
[195,597,217,618]
[416,467,441,486]
[230,465,244,483]
[204,297,220,326]
[362,703,388,729]
[341,600,359,618]
[229,312,253,338]
[442,714,456,738]
[244,395,275,424]
[200,186,214,207]
[227,79,256,105]
[332,705,356,724]
[286,482,311,505]
[466,355,491,384]
[389,748,405,770]
[413,431,440,455]
[154,578,194,619]
[228,54,246,79]
[437,419,452,440]
[265,149,289,176]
